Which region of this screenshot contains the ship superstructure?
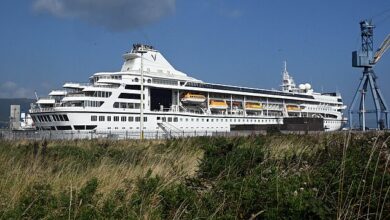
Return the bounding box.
[29,44,346,137]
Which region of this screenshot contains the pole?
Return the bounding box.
[140,52,145,140]
[362,89,366,131]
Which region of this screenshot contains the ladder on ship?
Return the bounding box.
[157,122,183,138]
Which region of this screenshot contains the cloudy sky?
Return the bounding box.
[0,0,389,113]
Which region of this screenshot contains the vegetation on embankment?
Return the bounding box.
[0,132,389,219]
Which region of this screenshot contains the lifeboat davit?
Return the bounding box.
[181,93,206,103]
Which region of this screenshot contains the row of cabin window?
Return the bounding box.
[107,127,144,130]
[85,91,112,98]
[118,93,142,99]
[159,116,278,123]
[33,114,69,123]
[326,121,339,124]
[94,75,121,82]
[125,85,142,90]
[113,102,141,109]
[84,101,104,107]
[91,115,147,122]
[306,106,333,111]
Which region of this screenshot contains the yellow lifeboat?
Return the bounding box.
[209,100,228,109]
[181,93,206,103]
[245,102,262,110]
[286,105,301,111]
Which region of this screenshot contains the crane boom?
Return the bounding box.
[373,34,390,64]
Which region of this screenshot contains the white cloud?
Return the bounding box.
[0,81,34,98]
[33,0,176,31]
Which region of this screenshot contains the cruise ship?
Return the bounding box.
[29,44,346,137]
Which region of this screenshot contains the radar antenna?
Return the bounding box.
[349,20,389,131]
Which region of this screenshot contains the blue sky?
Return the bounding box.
[0,0,389,115]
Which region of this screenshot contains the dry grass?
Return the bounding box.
[1,133,389,219]
[0,138,203,209]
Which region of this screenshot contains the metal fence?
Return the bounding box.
[0,129,269,140]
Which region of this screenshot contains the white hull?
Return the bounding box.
[30,44,346,135]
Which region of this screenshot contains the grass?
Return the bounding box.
[0,132,389,219]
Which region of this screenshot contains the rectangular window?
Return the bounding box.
[99,116,105,121]
[125,85,141,90]
[91,115,97,121]
[114,116,119,121]
[74,125,86,130]
[86,125,97,130]
[128,116,134,122]
[144,117,147,122]
[56,126,72,130]
[121,116,126,122]
[135,117,140,122]
[107,116,111,121]
[174,117,178,122]
[168,117,172,122]
[118,93,141,99]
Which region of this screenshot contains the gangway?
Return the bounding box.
[157,122,183,138]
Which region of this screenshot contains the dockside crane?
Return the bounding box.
[349,20,390,131]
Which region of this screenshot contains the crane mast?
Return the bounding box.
[349,20,389,131]
[373,34,390,64]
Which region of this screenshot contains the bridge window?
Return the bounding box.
[125,85,141,90]
[118,93,141,99]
